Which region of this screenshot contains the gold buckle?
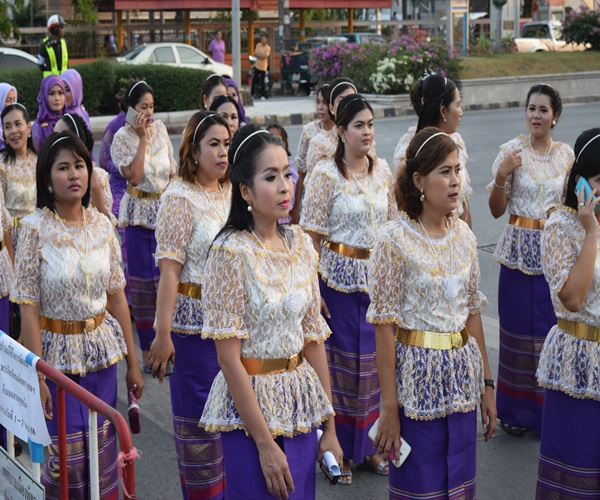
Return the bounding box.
[84,317,96,332]
[287,353,299,371]
[451,332,464,348]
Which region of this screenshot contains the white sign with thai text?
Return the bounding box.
[0,447,44,500]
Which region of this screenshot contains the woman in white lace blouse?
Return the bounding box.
[300,94,394,485]
[488,84,574,437]
[369,127,496,499]
[111,80,176,371]
[11,131,144,499]
[199,124,342,500]
[536,128,600,498]
[149,112,231,499]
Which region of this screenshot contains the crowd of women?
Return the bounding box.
[0,68,598,500]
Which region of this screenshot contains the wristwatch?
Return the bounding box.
[484,379,495,389]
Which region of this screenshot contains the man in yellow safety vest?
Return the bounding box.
[38,14,68,77]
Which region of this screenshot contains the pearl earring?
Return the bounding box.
[194,159,198,165]
[552,120,556,126]
[247,204,252,212]
[419,190,425,202]
[48,186,53,194]
[443,117,447,122]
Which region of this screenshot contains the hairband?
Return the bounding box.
[192,113,218,144]
[330,81,357,99]
[50,136,69,149]
[128,80,146,97]
[538,82,556,91]
[206,74,221,81]
[338,95,367,116]
[232,130,269,165]
[63,113,79,138]
[8,102,26,111]
[415,132,449,157]
[576,134,600,164]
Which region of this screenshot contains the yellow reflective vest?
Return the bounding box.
[42,38,68,77]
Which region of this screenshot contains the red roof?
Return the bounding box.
[114,0,389,9]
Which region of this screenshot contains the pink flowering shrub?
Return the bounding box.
[309,35,462,94]
[562,6,600,51]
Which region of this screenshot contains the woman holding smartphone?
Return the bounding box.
[536,128,600,498]
[488,84,574,436]
[111,80,176,372]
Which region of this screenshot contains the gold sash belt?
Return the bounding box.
[323,240,372,260]
[127,186,163,200]
[40,312,106,334]
[509,214,545,230]
[396,327,469,350]
[241,350,304,375]
[558,318,600,343]
[11,216,21,228]
[177,282,202,300]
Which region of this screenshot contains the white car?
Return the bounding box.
[0,47,39,69]
[116,42,233,77]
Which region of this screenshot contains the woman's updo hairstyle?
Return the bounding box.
[122,80,154,111]
[328,77,357,120]
[58,112,94,153]
[334,94,374,179]
[201,74,227,110]
[564,127,600,210]
[526,83,562,128]
[317,83,331,107]
[179,111,230,183]
[416,75,457,132]
[1,103,34,163]
[395,126,458,219]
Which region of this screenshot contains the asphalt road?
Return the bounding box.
[106,102,600,499]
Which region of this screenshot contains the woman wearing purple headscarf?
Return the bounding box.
[0,83,18,150]
[31,75,65,153]
[61,69,92,133]
[225,78,247,125]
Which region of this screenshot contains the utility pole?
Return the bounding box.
[492,0,508,53]
[232,0,241,85]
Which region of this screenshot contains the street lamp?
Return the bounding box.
[493,0,508,53]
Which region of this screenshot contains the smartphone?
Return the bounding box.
[368,418,411,468]
[126,107,138,128]
[575,177,599,213]
[319,460,339,485]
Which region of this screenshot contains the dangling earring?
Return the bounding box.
[552,119,556,126]
[194,159,198,165]
[48,186,53,194]
[341,137,346,144]
[419,189,425,202]
[247,204,252,212]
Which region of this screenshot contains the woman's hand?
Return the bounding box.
[480,388,497,442]
[578,186,600,235]
[39,380,53,420]
[148,334,175,384]
[498,149,522,178]
[257,440,294,499]
[320,297,330,319]
[374,406,400,464]
[316,425,343,468]
[126,366,144,399]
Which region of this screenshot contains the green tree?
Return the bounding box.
[71,0,98,25]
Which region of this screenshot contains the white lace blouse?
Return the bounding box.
[304,127,337,186]
[300,158,395,293]
[295,119,322,174]
[367,212,487,420]
[111,120,176,229]
[155,179,231,334]
[199,226,334,437]
[92,167,116,226]
[0,188,14,299]
[488,135,574,274]
[538,206,600,402]
[10,207,127,375]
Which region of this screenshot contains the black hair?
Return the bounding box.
[36,131,93,210]
[201,74,227,110]
[526,84,562,128]
[416,75,458,132]
[1,104,34,163]
[317,83,331,106]
[58,113,94,154]
[565,128,600,210]
[333,94,374,179]
[328,77,356,121]
[214,124,285,242]
[265,123,290,156]
[209,94,239,116]
[122,80,154,111]
[409,79,424,117]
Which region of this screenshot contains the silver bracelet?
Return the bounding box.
[494,179,507,189]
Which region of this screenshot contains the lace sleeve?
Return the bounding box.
[110,128,136,173]
[466,247,488,314]
[201,242,249,340]
[10,224,40,305]
[488,145,513,197]
[0,187,9,230]
[387,185,399,221]
[299,165,335,236]
[367,237,403,324]
[155,195,193,265]
[107,230,126,294]
[295,129,310,173]
[302,271,331,343]
[541,219,578,296]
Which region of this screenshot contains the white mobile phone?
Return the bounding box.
[368,418,411,468]
[126,107,138,128]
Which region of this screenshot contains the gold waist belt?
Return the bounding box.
[558,318,600,343]
[177,282,202,300]
[396,327,469,350]
[509,214,546,230]
[11,216,21,228]
[241,350,304,375]
[127,185,163,200]
[323,240,372,260]
[40,312,106,334]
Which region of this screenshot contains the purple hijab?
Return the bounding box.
[99,111,127,215]
[32,75,66,152]
[0,83,18,150]
[61,69,92,132]
[225,78,247,125]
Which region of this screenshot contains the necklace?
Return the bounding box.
[54,207,96,296]
[197,181,227,220]
[528,134,553,187]
[250,229,305,316]
[418,217,459,299]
